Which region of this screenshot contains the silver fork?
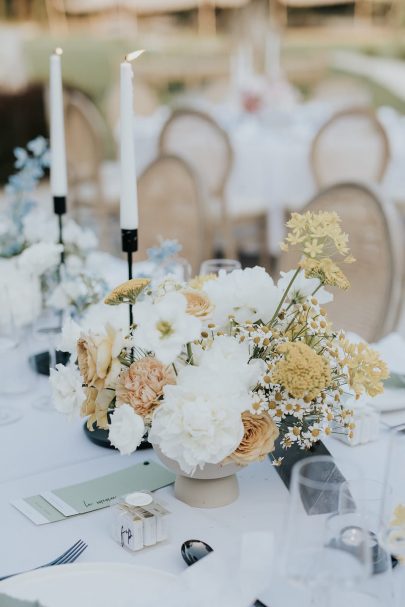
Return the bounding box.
[0,539,88,582]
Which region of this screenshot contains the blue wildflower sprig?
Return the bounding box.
[0,136,50,258]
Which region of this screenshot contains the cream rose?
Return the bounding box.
[116,357,176,417]
[182,289,214,320]
[77,324,125,391]
[227,412,279,465]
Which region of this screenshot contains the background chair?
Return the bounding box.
[159,108,235,258]
[278,181,403,342]
[137,154,209,274]
[311,107,390,188]
[63,88,112,244]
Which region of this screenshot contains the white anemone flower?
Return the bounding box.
[131,292,202,365]
[204,266,283,326]
[277,270,333,305]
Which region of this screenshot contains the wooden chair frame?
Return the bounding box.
[310,107,391,188]
[304,181,403,340]
[159,107,235,257]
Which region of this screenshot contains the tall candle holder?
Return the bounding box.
[53,195,66,266]
[121,228,138,328]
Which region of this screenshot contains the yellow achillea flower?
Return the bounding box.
[340,339,389,398]
[271,341,331,401]
[300,257,350,290]
[104,278,150,306]
[280,211,353,262]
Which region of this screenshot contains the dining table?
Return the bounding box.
[1,323,405,605]
[132,99,405,255]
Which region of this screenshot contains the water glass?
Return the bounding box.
[338,479,394,605]
[199,259,241,276]
[31,309,61,412]
[381,425,405,605]
[282,456,372,607]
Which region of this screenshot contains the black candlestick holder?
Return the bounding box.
[32,195,67,376]
[121,228,138,328]
[53,195,66,266]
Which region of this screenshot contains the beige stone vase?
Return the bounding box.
[154,446,241,508]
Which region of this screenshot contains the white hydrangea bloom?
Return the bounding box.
[204,266,283,326]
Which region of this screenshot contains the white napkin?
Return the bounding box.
[372,333,405,376]
[141,532,274,607]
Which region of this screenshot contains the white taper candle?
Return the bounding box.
[120,51,144,230]
[49,48,67,198]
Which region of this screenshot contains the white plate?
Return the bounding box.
[369,388,405,412]
[0,562,177,607]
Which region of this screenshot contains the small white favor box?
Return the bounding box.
[111,491,170,552]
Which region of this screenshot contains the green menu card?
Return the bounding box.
[12,461,175,525]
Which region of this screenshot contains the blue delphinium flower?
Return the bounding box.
[147,238,182,265]
[0,137,50,258]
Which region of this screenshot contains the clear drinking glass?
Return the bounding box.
[381,425,405,606]
[199,258,241,276]
[0,286,37,424]
[338,479,394,606]
[31,309,62,412]
[282,456,372,607]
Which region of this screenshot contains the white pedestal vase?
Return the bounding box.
[154,446,241,508]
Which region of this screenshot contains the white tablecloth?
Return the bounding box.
[133,103,405,254]
[1,358,405,605]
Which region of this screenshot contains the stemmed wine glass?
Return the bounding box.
[31,308,62,412]
[200,259,241,275]
[282,456,373,607]
[0,286,37,425]
[381,425,405,606]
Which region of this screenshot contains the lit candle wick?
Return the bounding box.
[125,49,145,63]
[54,47,63,56]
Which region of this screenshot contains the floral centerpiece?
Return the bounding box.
[51,211,388,505]
[0,137,107,324]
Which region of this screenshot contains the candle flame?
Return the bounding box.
[125,49,145,63]
[54,47,63,56]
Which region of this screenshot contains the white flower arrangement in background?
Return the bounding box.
[0,138,107,323]
[52,211,389,474]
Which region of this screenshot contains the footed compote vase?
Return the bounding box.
[154,446,241,508]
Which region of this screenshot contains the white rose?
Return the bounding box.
[108,404,145,455]
[49,363,85,419]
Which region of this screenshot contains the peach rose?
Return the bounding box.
[182,289,213,320]
[77,324,124,391]
[227,412,279,465]
[116,356,176,417]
